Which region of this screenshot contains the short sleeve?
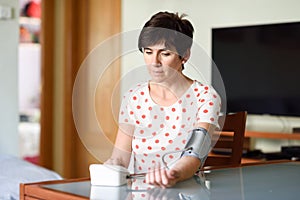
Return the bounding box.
[196,84,221,127]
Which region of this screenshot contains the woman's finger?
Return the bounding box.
[160,167,169,186]
[154,162,162,186]
[147,166,156,185]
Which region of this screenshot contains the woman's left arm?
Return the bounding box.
[146,122,215,188]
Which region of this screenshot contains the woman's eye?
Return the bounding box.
[161,52,171,56]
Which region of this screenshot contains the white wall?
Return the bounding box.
[18,44,41,111]
[0,0,19,156]
[121,0,300,151]
[122,0,300,82]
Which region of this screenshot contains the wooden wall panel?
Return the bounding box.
[63,0,121,178]
[90,0,121,149]
[40,0,121,178]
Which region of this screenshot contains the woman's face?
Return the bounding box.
[143,43,184,83]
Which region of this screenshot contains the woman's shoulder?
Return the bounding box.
[191,80,220,99]
[192,80,215,91]
[122,81,148,100]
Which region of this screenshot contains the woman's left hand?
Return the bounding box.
[145,163,181,188]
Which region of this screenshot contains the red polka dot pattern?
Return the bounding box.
[118,81,221,173]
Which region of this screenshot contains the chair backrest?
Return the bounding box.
[204,111,247,169]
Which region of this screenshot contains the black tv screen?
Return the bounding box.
[212,22,300,117]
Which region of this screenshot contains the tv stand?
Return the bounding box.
[245,131,300,140]
[222,130,300,164]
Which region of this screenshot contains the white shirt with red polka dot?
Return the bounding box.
[119,80,221,174]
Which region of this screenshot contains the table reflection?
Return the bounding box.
[91,174,211,200]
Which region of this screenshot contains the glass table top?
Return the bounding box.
[43,162,300,200]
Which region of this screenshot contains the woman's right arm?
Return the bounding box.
[104,124,134,168]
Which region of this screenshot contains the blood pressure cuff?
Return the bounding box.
[181,127,211,160]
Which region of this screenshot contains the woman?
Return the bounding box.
[105,11,221,188]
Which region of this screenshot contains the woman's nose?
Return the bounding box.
[151,53,161,66]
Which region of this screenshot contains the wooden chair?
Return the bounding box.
[204,111,247,169]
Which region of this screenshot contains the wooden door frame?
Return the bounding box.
[39,0,55,170]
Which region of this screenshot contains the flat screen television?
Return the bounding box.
[212,22,300,117]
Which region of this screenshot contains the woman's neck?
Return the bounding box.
[149,74,193,106]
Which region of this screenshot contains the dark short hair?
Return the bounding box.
[138,11,194,57]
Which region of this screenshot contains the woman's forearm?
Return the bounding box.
[172,156,201,182]
[109,147,132,168]
[105,127,133,168]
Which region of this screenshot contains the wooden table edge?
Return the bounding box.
[20,177,90,200]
